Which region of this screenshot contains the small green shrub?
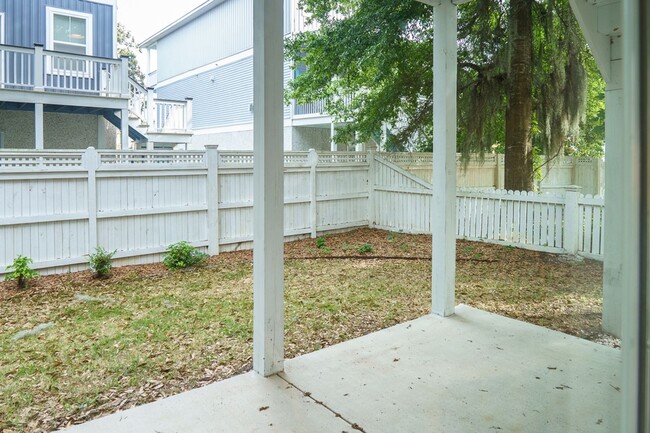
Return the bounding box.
[89,247,116,277]
[4,255,39,289]
[357,243,374,254]
[314,236,332,254]
[163,241,209,270]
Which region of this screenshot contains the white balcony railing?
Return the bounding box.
[0,44,128,98]
[293,95,353,117]
[128,79,192,133]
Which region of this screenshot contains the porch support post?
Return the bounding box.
[252,0,285,377]
[34,103,44,150]
[603,85,624,336]
[330,122,336,152]
[621,0,647,428]
[431,0,457,317]
[120,108,129,150]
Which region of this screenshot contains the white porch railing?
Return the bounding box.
[293,95,353,117]
[154,99,189,131]
[128,79,192,134]
[0,44,128,98]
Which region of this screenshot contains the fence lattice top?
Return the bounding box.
[99,151,206,167]
[0,151,85,170]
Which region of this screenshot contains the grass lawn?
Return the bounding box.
[0,228,607,433]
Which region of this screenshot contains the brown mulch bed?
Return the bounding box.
[0,228,610,433]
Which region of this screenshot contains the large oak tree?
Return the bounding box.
[285,0,595,191]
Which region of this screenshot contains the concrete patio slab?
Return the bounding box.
[281,304,622,433]
[59,305,621,433]
[58,372,350,433]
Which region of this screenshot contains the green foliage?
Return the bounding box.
[286,0,603,181]
[163,242,209,270]
[357,243,374,254]
[4,255,39,289]
[117,23,145,85]
[315,236,332,254]
[88,247,116,278]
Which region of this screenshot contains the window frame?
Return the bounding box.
[45,7,94,77]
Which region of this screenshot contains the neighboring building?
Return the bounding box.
[141,0,364,151]
[0,0,193,150]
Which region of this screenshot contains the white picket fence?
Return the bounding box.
[0,149,604,275]
[371,157,604,257]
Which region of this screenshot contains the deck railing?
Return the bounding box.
[128,80,192,133]
[0,44,128,98]
[293,95,353,117]
[154,99,188,131]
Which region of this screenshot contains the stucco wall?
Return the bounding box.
[0,111,113,149]
[292,126,332,151]
[189,126,293,151]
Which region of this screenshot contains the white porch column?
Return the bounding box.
[120,109,129,150]
[431,0,457,317]
[252,0,285,377]
[330,122,336,151]
[34,103,44,150]
[621,0,646,428]
[603,85,624,336]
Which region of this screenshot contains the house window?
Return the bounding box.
[46,8,93,73]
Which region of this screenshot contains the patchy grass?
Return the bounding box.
[0,228,606,432]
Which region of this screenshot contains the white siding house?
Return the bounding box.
[140,0,339,151]
[0,0,195,150]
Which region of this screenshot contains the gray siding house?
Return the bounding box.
[0,0,194,150]
[141,0,338,151]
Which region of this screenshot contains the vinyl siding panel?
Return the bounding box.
[156,0,292,82]
[157,56,292,129]
[0,0,114,58]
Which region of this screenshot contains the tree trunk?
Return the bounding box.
[504,0,534,191]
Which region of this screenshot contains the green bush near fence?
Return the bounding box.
[163,241,209,270]
[4,255,39,289]
[88,247,117,278]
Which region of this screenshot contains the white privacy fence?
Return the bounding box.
[0,149,604,275]
[379,152,604,196]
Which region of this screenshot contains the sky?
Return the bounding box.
[116,0,206,45]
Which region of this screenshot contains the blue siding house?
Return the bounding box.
[140,0,343,151]
[0,0,194,150]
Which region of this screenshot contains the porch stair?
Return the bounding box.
[127,78,193,149]
[102,110,148,144]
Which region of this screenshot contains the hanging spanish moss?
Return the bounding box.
[286,0,597,188]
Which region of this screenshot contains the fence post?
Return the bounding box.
[206,145,220,255]
[367,150,375,227]
[496,154,505,190]
[563,185,582,255]
[308,148,318,238]
[82,147,100,256]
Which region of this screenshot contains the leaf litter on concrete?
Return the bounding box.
[0,228,611,432]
